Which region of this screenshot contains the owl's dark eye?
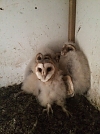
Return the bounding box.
[37,56,42,60]
[38,68,42,72]
[67,47,73,52]
[47,67,52,72]
[44,56,50,60]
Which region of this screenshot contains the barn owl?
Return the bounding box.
[59,42,90,95]
[21,48,74,115]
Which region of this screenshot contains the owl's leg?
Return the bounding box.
[56,100,71,117]
[43,103,53,115]
[63,75,74,97]
[14,91,25,98]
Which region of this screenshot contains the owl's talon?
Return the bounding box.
[43,103,53,115]
[62,107,72,117]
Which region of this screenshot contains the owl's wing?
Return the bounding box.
[63,75,74,97]
[21,72,39,96]
[24,57,36,77]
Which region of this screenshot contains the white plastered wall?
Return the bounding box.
[76,0,100,110]
[0,0,68,87]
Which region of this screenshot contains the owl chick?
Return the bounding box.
[22,49,73,115]
[59,42,90,95]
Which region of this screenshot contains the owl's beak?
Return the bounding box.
[42,71,47,80]
[43,75,46,79]
[61,51,64,56]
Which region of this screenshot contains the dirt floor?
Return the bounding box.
[0,84,100,134]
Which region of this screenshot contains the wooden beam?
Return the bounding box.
[68,0,76,42]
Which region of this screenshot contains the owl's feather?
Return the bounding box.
[60,42,90,95]
[21,48,73,115]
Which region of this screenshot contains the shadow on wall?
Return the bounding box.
[46,40,67,52]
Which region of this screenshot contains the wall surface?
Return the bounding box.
[76,0,100,110]
[0,0,69,87]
